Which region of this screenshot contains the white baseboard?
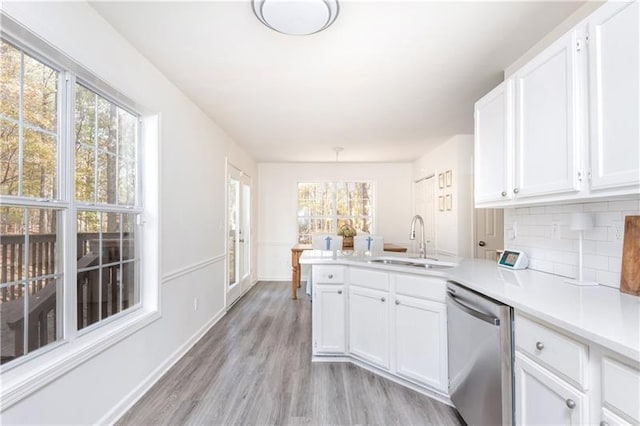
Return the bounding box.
[98,307,226,425]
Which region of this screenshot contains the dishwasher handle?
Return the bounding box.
[447,291,501,326]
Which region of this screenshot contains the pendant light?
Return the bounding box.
[252,0,340,36]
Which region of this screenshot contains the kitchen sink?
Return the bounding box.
[368,259,416,266]
[368,257,456,269]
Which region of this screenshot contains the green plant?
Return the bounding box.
[338,223,357,237]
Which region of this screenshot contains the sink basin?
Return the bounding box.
[368,256,457,269]
[368,259,416,266]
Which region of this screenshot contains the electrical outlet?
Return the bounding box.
[613,222,623,241]
[194,297,199,312]
[551,222,561,240]
[507,221,518,240]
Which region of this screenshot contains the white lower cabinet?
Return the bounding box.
[312,284,345,355]
[394,295,447,392]
[349,285,390,369]
[515,352,588,425]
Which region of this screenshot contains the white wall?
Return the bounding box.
[0,2,256,424]
[257,162,413,280]
[413,135,474,258]
[504,199,640,288]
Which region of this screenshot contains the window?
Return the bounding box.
[74,83,140,330]
[0,37,142,366]
[297,181,373,243]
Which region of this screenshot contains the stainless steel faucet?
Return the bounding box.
[409,214,426,258]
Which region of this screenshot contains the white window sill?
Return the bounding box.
[0,308,161,411]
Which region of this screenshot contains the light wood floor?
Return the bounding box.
[117,282,464,425]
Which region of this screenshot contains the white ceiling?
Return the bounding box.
[92,1,584,162]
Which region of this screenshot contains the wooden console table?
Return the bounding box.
[290,243,408,299]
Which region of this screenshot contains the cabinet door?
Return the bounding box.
[515,352,589,425]
[601,407,633,426]
[474,80,514,204]
[394,296,447,392]
[312,285,345,355]
[588,1,640,191]
[349,286,390,369]
[513,30,582,198]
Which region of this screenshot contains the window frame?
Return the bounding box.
[296,180,375,244]
[0,12,159,396]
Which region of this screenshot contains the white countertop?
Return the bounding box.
[300,250,640,362]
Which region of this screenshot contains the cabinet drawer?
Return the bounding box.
[313,266,345,284]
[395,273,446,302]
[349,267,389,291]
[515,314,588,389]
[602,357,640,424]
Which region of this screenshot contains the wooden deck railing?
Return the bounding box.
[0,232,131,363]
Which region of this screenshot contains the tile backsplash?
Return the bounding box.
[504,199,640,289]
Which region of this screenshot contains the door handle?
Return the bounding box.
[478,241,486,247]
[239,239,245,243]
[447,292,500,326]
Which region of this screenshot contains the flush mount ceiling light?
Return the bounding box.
[252,0,340,36]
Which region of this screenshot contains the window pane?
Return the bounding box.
[77,267,100,330]
[77,210,99,263]
[121,260,138,309]
[118,157,136,206]
[101,267,121,320]
[75,84,96,147]
[1,207,26,285]
[75,144,96,202]
[96,150,117,205]
[28,208,58,279]
[0,40,21,121]
[97,97,116,153]
[101,212,120,265]
[0,119,19,195]
[339,217,372,235]
[25,277,61,353]
[22,130,57,199]
[0,282,26,364]
[122,213,136,261]
[23,52,58,132]
[297,218,333,243]
[118,109,136,160]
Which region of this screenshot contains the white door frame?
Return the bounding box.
[226,162,252,307]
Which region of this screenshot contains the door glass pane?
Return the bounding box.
[228,178,239,286]
[242,184,251,276]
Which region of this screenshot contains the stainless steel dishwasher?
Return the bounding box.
[446,281,513,426]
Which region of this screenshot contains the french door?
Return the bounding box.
[227,164,251,307]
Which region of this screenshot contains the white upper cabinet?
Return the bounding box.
[474,0,639,208]
[474,81,514,204]
[588,1,640,192]
[513,29,582,199]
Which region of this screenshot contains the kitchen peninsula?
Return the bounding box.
[300,249,640,425]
